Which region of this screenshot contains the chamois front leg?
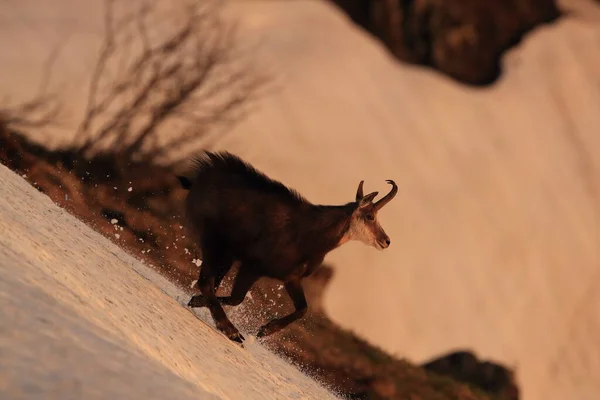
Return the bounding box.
[256,279,307,338]
[193,258,245,343]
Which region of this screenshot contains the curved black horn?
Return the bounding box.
[374,180,397,210]
[355,180,364,201]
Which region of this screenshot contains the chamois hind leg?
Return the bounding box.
[188,260,234,308]
[193,256,244,343]
[189,262,259,307]
[217,263,260,306]
[256,279,307,338]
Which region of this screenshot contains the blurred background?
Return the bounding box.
[1,1,599,399]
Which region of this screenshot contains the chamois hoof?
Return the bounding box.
[217,321,245,343]
[256,324,275,339]
[228,331,245,344]
[187,295,207,308]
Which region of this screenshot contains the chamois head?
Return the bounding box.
[343,180,398,250]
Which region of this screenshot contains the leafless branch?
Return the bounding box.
[0,42,64,133]
[0,98,61,130]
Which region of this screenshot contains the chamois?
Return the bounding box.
[177,151,397,343]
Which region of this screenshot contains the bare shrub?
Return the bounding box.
[74,0,267,165]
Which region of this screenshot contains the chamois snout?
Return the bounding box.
[371,224,391,250]
[378,233,391,249]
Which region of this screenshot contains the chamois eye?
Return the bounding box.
[366,214,374,221]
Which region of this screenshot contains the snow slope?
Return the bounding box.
[1,1,600,400]
[0,164,339,400]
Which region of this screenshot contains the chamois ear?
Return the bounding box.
[359,191,378,208]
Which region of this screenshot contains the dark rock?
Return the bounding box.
[330,0,561,85]
[422,350,520,400]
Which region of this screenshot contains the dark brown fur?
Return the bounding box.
[178,150,396,342]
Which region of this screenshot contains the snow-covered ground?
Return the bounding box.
[1,1,600,399]
[0,164,339,400]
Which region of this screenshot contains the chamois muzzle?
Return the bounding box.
[373,180,397,211]
[378,235,391,249]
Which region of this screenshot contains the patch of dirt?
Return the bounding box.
[330,0,561,85]
[0,125,519,400]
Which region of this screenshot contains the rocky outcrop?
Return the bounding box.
[422,350,520,400]
[330,0,561,85]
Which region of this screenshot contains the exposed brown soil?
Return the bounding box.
[0,125,519,400]
[330,0,561,85]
